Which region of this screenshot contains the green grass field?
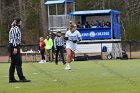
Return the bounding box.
[0,60,140,93]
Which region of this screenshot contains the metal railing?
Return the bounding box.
[48,15,73,31]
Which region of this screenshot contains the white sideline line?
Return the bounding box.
[33,73,39,75]
[15,86,20,89]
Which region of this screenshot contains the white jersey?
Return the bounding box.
[65,30,81,51]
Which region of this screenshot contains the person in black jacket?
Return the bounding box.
[8,17,31,83]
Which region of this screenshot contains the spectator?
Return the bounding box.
[106,21,111,27]
[39,37,46,63]
[101,20,106,27]
[77,22,82,28]
[81,23,85,28]
[95,20,101,27]
[44,34,53,62]
[91,23,97,28]
[85,21,91,28]
[49,32,55,61]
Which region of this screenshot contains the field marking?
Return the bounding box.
[15,86,20,88]
[33,73,39,75]
[52,79,57,82]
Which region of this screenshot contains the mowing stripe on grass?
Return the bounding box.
[95,61,138,86]
[29,63,67,86]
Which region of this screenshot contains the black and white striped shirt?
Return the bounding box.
[54,36,64,48]
[9,26,21,47]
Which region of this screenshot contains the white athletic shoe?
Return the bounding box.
[43,60,46,63]
[39,60,44,63]
[65,64,71,70]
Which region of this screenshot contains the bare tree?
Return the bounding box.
[18,0,22,17]
[0,0,2,24]
[0,0,1,45]
[40,0,48,35]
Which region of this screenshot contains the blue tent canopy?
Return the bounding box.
[70,9,120,16]
[45,0,74,5]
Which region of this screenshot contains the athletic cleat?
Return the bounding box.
[39,62,44,63]
[65,65,71,70]
[65,67,71,70]
[43,60,46,63]
[9,79,19,83]
[39,60,45,63]
[19,79,31,82]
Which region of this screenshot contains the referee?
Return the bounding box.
[8,17,31,83]
[54,31,66,65]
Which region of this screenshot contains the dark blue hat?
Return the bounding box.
[14,16,21,22]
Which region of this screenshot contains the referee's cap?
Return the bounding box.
[14,16,21,22]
